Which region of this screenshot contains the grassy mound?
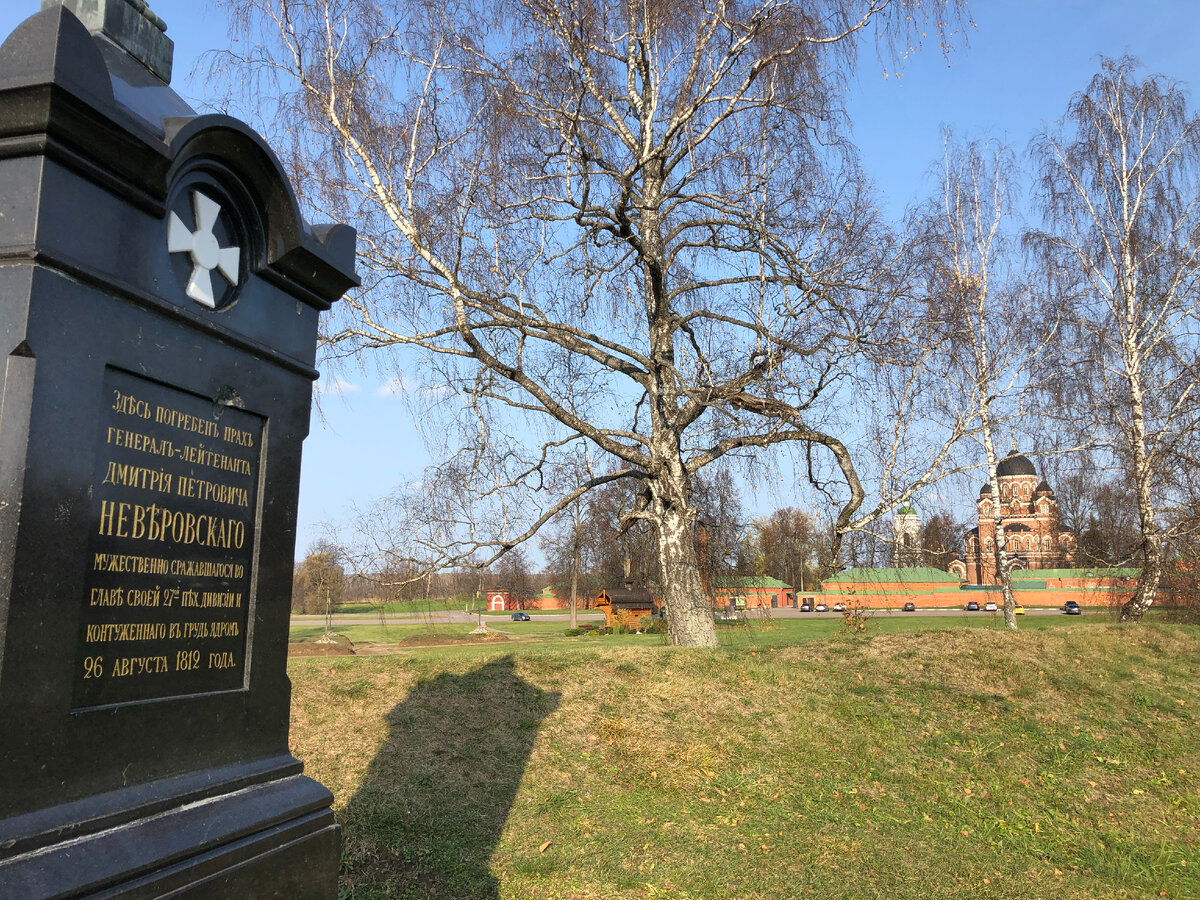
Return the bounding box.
[288,624,1199,899]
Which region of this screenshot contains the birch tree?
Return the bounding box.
[912,136,1051,630]
[538,448,599,629]
[539,501,588,628]
[1031,57,1200,622]
[216,0,965,646]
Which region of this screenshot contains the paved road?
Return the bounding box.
[292,606,1077,626]
[290,614,609,628]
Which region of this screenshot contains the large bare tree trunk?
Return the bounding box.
[1121,369,1161,621]
[982,433,1019,631]
[656,506,718,647]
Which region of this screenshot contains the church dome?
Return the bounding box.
[978,483,993,496]
[1035,480,1053,495]
[896,504,917,516]
[997,450,1037,477]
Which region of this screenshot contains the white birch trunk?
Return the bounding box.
[1121,355,1161,622]
[980,423,1018,630]
[569,513,580,630]
[657,505,719,647]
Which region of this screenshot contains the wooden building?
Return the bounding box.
[594,585,658,629]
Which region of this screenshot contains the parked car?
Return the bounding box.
[1014,605,1026,615]
[833,603,846,612]
[815,603,829,612]
[511,612,531,621]
[984,601,997,612]
[966,600,980,611]
[902,602,916,612]
[799,602,812,612]
[1064,600,1082,615]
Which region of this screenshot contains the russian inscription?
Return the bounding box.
[72,368,263,708]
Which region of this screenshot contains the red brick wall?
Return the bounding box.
[814,580,1134,609]
[711,587,791,609]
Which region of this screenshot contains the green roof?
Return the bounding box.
[1010,568,1141,580]
[824,567,963,584]
[896,505,917,515]
[713,576,793,590]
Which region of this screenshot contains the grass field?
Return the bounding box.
[288,621,1199,899]
[329,603,592,620]
[332,599,589,616]
[290,610,1134,653]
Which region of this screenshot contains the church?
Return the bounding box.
[949,446,1075,585]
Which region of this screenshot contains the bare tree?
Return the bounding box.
[839,515,890,569]
[489,546,533,609]
[538,448,600,628]
[1031,56,1200,622]
[539,504,589,628]
[581,476,659,588]
[911,135,1057,629]
[920,509,964,571]
[216,0,965,646]
[748,507,828,590]
[293,540,347,637]
[691,468,747,596]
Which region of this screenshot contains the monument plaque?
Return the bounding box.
[74,366,263,708]
[0,2,358,896]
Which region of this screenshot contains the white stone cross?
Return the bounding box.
[167,191,241,308]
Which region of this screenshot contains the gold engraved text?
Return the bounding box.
[85,622,168,642]
[106,426,175,459]
[102,461,174,495]
[112,389,152,419]
[154,405,220,437]
[223,425,254,447]
[97,500,246,549]
[110,655,170,677]
[175,474,249,508]
[178,445,252,477]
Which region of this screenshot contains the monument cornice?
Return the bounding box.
[0,7,358,308]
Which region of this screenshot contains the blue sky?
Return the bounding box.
[3,2,1200,556]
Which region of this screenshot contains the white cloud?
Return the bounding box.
[314,377,360,396]
[376,377,410,397]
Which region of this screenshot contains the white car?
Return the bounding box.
[815,603,829,612]
[984,601,997,612]
[833,603,846,612]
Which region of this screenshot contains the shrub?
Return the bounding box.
[613,610,639,633]
[644,617,668,635]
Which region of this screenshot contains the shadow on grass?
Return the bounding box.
[340,655,560,898]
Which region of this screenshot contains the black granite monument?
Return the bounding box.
[0,1,357,896]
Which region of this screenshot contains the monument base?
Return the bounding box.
[0,757,339,899]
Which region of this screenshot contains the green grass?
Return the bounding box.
[336,598,475,615]
[290,623,477,644]
[290,621,616,646]
[291,613,1094,654]
[288,622,1200,899]
[327,599,590,618]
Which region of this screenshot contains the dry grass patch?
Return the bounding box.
[288,625,1200,899]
